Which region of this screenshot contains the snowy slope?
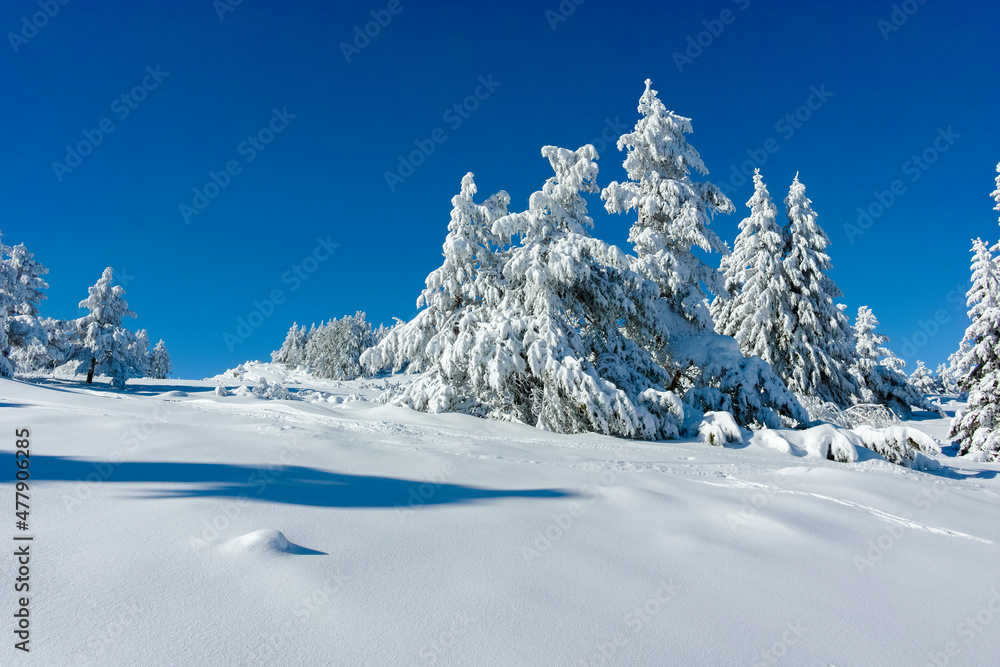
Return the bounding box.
[1,371,998,666]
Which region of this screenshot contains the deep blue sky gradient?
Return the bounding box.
[1,0,997,378]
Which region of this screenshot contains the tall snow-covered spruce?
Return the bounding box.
[780,174,858,406]
[362,173,510,375]
[394,145,685,438]
[602,78,733,336]
[149,340,172,379]
[850,306,929,417]
[713,170,794,365]
[950,237,1000,460]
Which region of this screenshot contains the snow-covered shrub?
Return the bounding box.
[254,378,290,400]
[214,384,231,397]
[672,334,807,429]
[852,425,942,470]
[697,411,743,446]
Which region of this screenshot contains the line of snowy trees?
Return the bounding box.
[0,235,171,388]
[264,80,995,457]
[271,312,388,380]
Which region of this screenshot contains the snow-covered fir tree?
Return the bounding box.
[149,339,171,379]
[937,361,959,394]
[909,361,935,395]
[272,322,308,368]
[713,170,794,365]
[4,243,49,317]
[602,79,733,336]
[0,233,16,376]
[362,173,510,375]
[950,238,1000,460]
[396,145,685,438]
[77,267,145,388]
[133,329,151,377]
[849,305,928,417]
[305,311,377,380]
[780,174,858,406]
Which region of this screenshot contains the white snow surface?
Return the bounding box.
[2,368,999,666]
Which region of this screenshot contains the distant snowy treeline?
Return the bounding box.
[266,80,999,462]
[0,247,170,387]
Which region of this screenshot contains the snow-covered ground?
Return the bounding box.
[2,367,998,666]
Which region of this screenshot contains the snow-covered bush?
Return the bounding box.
[672,334,807,429]
[697,411,743,446]
[254,378,290,400]
[852,425,942,470]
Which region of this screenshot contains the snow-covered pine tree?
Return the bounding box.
[397,145,684,438]
[602,79,733,336]
[950,238,1000,460]
[4,243,49,317]
[78,267,145,388]
[713,170,794,364]
[935,362,956,394]
[272,322,308,367]
[362,173,510,375]
[0,233,16,377]
[909,360,935,395]
[149,339,171,379]
[848,305,928,417]
[305,311,376,380]
[780,174,858,406]
[132,329,151,378]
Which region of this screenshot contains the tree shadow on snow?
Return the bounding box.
[7,453,574,509]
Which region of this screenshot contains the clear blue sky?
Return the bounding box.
[1,0,997,379]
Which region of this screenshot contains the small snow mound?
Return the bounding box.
[162,390,187,398]
[222,529,290,555]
